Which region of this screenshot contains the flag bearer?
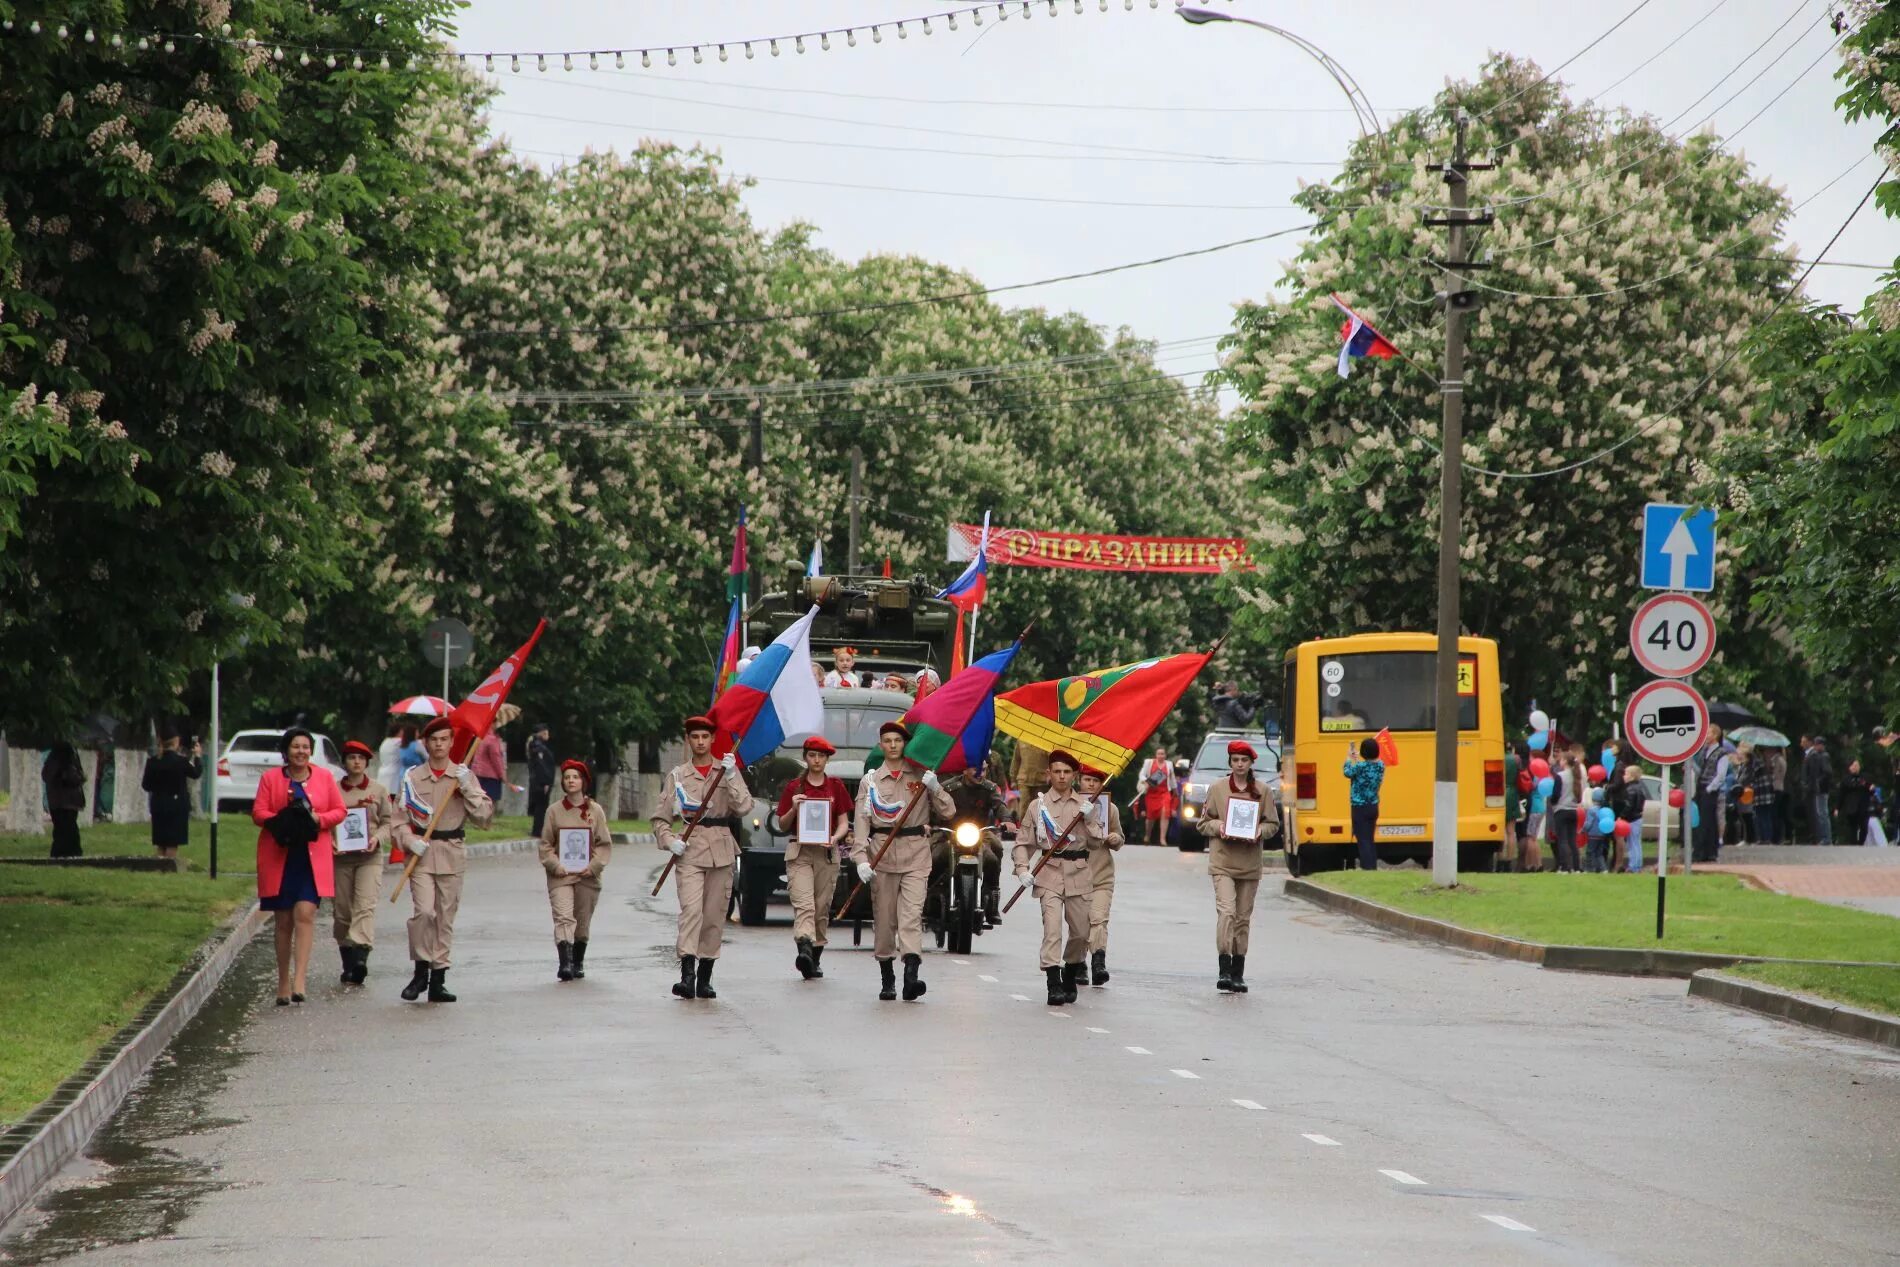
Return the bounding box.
[852,722,953,1002]
[332,740,392,985]
[774,735,853,980]
[655,716,750,1000]
[538,759,613,982]
[1012,750,1098,1005]
[1197,739,1278,994]
[398,717,496,1004]
[1077,763,1125,986]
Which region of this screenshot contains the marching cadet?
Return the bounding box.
[852,721,953,1002]
[332,740,392,985]
[773,735,853,980]
[1077,763,1125,986]
[1012,751,1100,1006]
[655,716,750,1001]
[397,717,496,1004]
[1197,739,1279,994]
[538,759,612,982]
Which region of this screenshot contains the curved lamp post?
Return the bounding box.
[1176,6,1388,162]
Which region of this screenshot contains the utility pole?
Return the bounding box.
[846,446,863,576]
[747,400,763,611]
[1425,111,1493,888]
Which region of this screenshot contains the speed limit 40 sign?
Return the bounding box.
[1629,593,1715,678]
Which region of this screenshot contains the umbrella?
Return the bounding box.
[389,695,453,717]
[1727,725,1790,748]
[1706,700,1758,731]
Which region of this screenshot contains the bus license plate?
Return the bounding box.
[1379,825,1427,837]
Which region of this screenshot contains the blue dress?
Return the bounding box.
[261,781,322,911]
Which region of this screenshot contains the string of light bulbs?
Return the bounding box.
[1,0,1166,75]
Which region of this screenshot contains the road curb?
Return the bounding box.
[1283,880,1900,977]
[1688,970,1900,1050]
[0,900,265,1230]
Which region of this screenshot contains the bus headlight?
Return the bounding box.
[953,821,981,852]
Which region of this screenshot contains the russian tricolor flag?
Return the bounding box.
[1331,293,1398,379]
[708,604,826,765]
[938,511,990,613]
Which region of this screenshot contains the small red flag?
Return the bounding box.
[881,557,892,578]
[1375,728,1399,767]
[447,620,547,762]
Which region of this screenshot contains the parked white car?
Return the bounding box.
[215,730,346,814]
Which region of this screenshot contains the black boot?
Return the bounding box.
[984,894,1001,928]
[571,940,587,979]
[352,947,370,984]
[1090,949,1109,986]
[556,941,574,981]
[339,944,356,984]
[795,936,817,980]
[1229,953,1248,994]
[810,944,825,978]
[1217,953,1234,992]
[672,955,697,999]
[400,959,430,1001]
[427,968,456,1003]
[902,953,927,1001]
[1045,965,1067,1005]
[878,958,897,1001]
[695,957,717,1000]
[1062,962,1084,1003]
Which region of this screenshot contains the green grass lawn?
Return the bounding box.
[1310,871,1900,963]
[1724,963,1900,1019]
[0,864,251,1125]
[0,815,651,861]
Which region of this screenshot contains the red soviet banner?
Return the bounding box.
[947,523,1254,574]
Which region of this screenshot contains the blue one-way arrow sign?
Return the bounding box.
[1641,504,1716,592]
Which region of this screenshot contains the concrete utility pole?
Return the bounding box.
[846,446,863,576]
[1426,111,1493,887]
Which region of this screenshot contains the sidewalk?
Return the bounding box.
[1700,847,1900,918]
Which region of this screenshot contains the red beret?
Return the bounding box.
[683,715,716,735]
[341,740,376,761]
[802,736,837,754]
[1046,749,1079,771]
[421,717,455,738]
[1227,740,1257,760]
[879,721,910,740]
[558,758,593,790]
[1078,764,1108,779]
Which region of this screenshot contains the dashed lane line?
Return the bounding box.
[1232,1099,1266,1111]
[1170,1068,1200,1080]
[1480,1215,1536,1233]
[978,974,999,983]
[1009,993,1031,1002]
[1380,1170,1426,1186]
[1302,1134,1342,1147]
[1086,1027,1110,1034]
[953,959,972,965]
[1125,1046,1152,1055]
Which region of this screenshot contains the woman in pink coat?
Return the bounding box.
[253,728,346,1005]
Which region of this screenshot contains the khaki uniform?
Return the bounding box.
[654,763,753,960]
[851,763,954,959]
[538,796,613,942]
[399,763,495,969]
[1083,799,1125,954]
[1198,776,1275,955]
[332,776,392,949]
[1013,788,1106,970]
[777,776,849,947]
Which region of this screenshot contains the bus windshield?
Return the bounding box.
[1317,652,1477,733]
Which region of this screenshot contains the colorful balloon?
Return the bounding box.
[1613,819,1632,839]
[1596,807,1616,834]
[1588,764,1607,785]
[1536,776,1554,798]
[1668,788,1686,809]
[1530,757,1551,780]
[1529,709,1550,733]
[1528,731,1549,752]
[1601,748,1618,776]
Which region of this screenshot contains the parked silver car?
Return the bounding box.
[215,729,346,813]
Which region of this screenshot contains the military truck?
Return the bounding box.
[734,569,963,926]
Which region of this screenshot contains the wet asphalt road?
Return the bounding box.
[5,847,1899,1265]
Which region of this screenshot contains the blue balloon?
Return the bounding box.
[1601,748,1617,776]
[1689,802,1701,829]
[1596,807,1616,834]
[1528,731,1549,752]
[1536,775,1555,798]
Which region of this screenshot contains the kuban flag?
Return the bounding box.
[902,639,1021,775]
[708,605,825,765]
[447,619,548,763]
[995,649,1214,776]
[1330,293,1398,379]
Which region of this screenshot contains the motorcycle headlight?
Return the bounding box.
[1183,805,1197,820]
[953,821,981,850]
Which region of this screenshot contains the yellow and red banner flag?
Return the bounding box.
[994,650,1213,777]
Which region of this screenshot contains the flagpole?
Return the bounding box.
[967,604,980,669]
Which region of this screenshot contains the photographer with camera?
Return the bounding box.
[142,725,203,863]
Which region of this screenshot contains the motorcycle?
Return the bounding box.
[926,817,1004,955]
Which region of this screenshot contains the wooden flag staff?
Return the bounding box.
[650,767,729,897]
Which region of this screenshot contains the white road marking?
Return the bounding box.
[1086,1027,1110,1034]
[1232,1099,1266,1111]
[1380,1169,1426,1186]
[1009,993,1031,1002]
[1480,1215,1535,1233]
[1302,1134,1342,1147]
[1125,1046,1152,1055]
[1170,1069,1200,1080]
[953,959,972,965]
[978,974,998,983]
[1048,1010,1071,1018]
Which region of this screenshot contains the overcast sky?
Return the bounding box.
[451,0,1894,386]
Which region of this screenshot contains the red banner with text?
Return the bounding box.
[946,523,1253,575]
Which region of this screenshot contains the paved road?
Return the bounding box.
[6,847,1900,1265]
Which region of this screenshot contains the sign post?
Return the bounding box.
[422,617,474,700]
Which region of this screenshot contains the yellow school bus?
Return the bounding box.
[1281,633,1506,875]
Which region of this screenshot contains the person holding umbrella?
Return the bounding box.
[538,759,612,981]
[253,728,347,1005]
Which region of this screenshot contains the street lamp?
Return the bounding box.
[1175,7,1388,160]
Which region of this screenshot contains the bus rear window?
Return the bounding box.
[1317,652,1476,733]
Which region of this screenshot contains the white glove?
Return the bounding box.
[921,770,940,791]
[447,762,472,782]
[668,839,687,858]
[720,752,737,774]
[857,862,875,885]
[1014,869,1030,884]
[407,836,431,858]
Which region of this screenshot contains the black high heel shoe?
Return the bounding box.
[275,997,290,1007]
[291,992,306,1004]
